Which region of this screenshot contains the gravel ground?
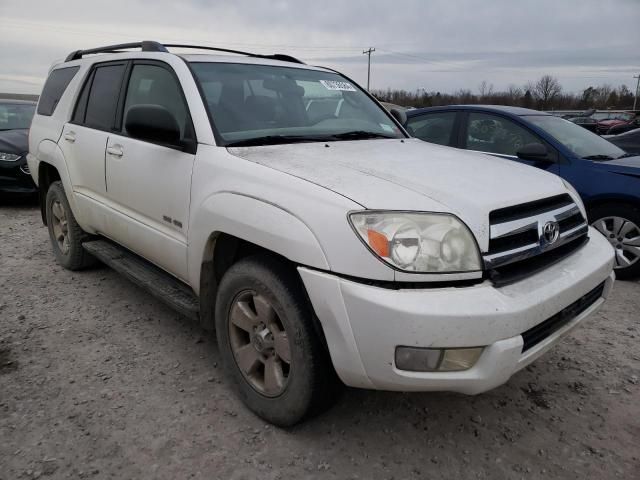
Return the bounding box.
[1,200,639,480]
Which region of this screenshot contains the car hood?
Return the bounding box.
[228,138,568,248]
[592,155,640,178]
[0,128,28,155]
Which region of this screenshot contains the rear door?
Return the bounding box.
[460,111,560,174]
[61,61,127,203]
[104,60,196,279]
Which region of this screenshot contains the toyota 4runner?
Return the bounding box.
[28,41,615,426]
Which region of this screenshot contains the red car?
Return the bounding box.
[596,112,637,134]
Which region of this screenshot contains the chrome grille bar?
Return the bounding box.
[484,196,588,270]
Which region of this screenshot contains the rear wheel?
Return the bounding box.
[45,181,95,270]
[215,254,339,426]
[590,203,640,280]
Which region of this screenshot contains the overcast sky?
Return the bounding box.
[1,0,638,95]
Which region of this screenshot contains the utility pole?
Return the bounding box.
[363,47,375,91]
[634,74,640,111]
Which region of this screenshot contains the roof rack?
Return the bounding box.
[65,41,168,62]
[64,41,305,64]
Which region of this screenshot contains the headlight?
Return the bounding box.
[0,152,21,162]
[349,211,482,273]
[561,179,587,219]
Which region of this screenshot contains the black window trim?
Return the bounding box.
[114,59,197,154]
[459,110,561,163]
[69,60,128,133]
[69,58,197,154]
[37,65,80,117]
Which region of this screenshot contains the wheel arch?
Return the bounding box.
[34,139,78,225]
[190,192,330,331]
[584,194,640,221]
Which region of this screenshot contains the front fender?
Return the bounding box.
[188,192,329,294]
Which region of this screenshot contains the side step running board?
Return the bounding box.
[83,239,200,320]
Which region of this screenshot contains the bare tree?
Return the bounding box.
[478,80,494,101]
[371,79,633,110]
[507,84,523,104]
[532,75,562,109]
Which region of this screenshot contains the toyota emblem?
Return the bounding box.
[542,221,560,245]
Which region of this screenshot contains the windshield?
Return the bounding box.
[0,103,35,130]
[190,62,404,145]
[527,115,626,159]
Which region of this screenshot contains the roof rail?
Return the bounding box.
[162,44,305,64]
[64,41,168,62]
[64,41,305,65]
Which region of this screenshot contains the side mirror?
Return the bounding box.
[517,142,550,161]
[125,104,181,146]
[389,107,407,126]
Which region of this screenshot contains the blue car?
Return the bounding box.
[405,105,640,279]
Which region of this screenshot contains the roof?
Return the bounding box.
[63,41,308,67]
[0,98,37,105]
[407,104,550,117]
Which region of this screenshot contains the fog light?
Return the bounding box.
[395,346,483,372]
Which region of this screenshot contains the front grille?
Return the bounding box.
[20,164,30,175]
[521,282,605,352]
[484,194,589,277]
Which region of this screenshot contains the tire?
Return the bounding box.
[215,254,340,426]
[589,203,640,280]
[45,181,95,270]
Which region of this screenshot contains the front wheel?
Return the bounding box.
[215,254,339,426]
[590,203,640,280]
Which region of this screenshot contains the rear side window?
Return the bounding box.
[83,64,126,131]
[406,111,457,146]
[37,66,79,116]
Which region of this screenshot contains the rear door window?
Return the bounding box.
[37,66,79,116]
[83,64,126,131]
[406,111,457,146]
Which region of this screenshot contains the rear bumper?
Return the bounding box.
[299,228,615,393]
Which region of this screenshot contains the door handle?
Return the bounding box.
[63,132,76,143]
[106,146,124,157]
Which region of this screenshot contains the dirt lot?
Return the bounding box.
[0,200,638,480]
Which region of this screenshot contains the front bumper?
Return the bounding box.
[299,228,615,393]
[0,156,37,194]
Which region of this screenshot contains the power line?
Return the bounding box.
[363,47,375,90]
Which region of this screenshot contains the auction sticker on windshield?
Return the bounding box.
[319,80,357,92]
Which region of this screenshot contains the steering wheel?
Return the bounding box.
[308,114,337,126]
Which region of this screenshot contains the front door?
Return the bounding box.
[462,111,560,174]
[105,61,196,280]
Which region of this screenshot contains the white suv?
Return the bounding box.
[28,41,615,426]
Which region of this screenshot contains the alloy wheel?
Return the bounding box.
[228,290,291,397]
[592,216,640,269]
[51,200,70,255]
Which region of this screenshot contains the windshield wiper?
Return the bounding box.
[582,154,614,161]
[616,152,637,159]
[329,130,396,141]
[225,135,328,147]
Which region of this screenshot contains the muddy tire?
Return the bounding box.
[215,254,339,427]
[45,181,95,270]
